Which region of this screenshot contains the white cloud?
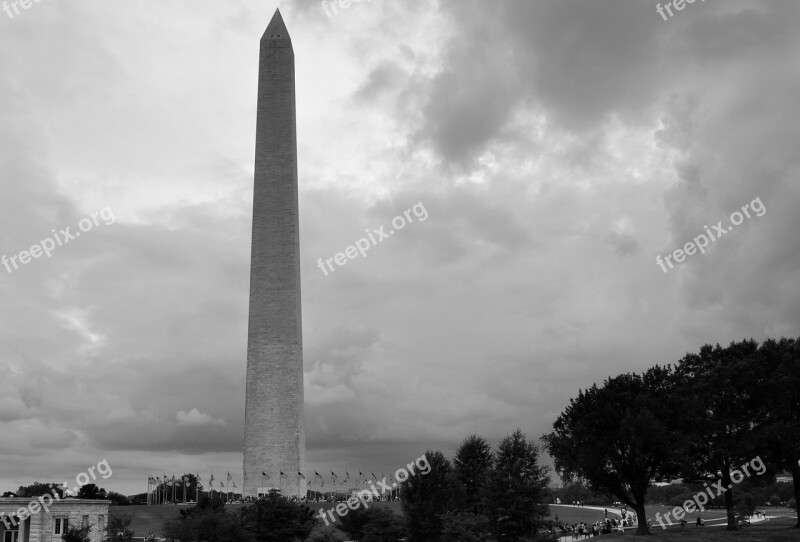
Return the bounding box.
[176,409,227,428]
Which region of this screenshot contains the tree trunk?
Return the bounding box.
[634,501,651,535]
[793,463,800,529]
[722,470,737,531]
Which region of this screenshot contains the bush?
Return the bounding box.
[335,506,406,542]
[306,527,347,542]
[63,525,92,542]
[360,508,407,542]
[734,492,757,517]
[239,494,315,542]
[441,511,494,542]
[106,516,134,542]
[666,492,698,507]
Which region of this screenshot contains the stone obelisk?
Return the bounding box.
[243,8,306,499]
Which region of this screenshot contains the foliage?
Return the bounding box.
[77,483,107,499]
[440,510,494,542]
[674,339,766,530]
[485,429,550,540]
[63,524,93,542]
[238,493,315,542]
[334,505,371,540]
[453,434,494,516]
[359,508,407,542]
[757,337,800,527]
[306,527,347,542]
[127,492,147,505]
[542,366,687,535]
[550,482,613,506]
[106,516,134,542]
[161,516,193,542]
[401,450,454,542]
[105,492,130,506]
[734,492,757,516]
[160,498,254,542]
[15,481,64,498]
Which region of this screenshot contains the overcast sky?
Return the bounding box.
[1,0,799,496]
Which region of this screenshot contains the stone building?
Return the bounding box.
[0,498,109,542]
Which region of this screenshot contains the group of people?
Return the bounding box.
[560,517,634,539]
[552,507,638,539]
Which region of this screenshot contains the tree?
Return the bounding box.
[307,529,346,542]
[542,366,687,535]
[106,492,130,506]
[440,511,493,542]
[238,493,315,542]
[485,429,550,540]
[62,524,92,542]
[161,516,193,542]
[335,506,371,541]
[758,336,800,528]
[674,340,765,531]
[453,435,494,516]
[128,492,148,505]
[15,482,64,498]
[357,508,407,542]
[106,516,134,542]
[77,484,106,500]
[401,450,454,542]
[214,512,255,542]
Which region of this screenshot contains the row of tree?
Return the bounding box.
[156,429,554,542]
[542,337,800,533]
[160,493,317,542]
[5,482,131,505]
[400,430,551,541]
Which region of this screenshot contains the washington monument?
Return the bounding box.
[243,9,306,499]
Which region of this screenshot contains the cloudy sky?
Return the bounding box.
[1,0,799,496]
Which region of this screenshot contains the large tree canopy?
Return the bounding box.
[542,366,687,535]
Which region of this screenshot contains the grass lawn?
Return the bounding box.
[551,505,798,541]
[598,518,798,541]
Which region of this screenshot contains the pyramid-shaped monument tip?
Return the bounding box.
[262,8,291,42]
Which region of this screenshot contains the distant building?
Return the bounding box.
[0,498,109,542]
